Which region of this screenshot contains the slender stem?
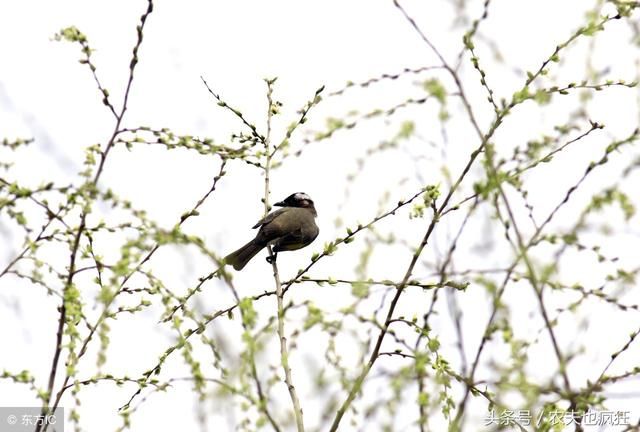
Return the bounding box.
[406,0,599,423]
[329,106,491,430]
[263,79,305,432]
[329,2,503,429]
[394,0,580,424]
[37,4,155,431]
[225,275,282,432]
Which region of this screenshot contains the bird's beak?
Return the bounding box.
[274,200,285,207]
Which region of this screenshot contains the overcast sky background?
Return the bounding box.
[1,1,639,431]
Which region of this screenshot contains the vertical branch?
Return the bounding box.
[225,277,282,432]
[37,2,155,432]
[263,78,305,432]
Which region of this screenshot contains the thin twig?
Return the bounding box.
[264,78,305,432]
[40,4,155,430]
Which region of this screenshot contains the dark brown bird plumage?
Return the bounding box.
[224,192,319,271]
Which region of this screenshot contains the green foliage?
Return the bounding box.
[54,26,87,43]
[2,1,640,431]
[422,78,447,104]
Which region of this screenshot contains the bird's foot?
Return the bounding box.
[266,253,277,264]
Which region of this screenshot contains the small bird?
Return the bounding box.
[224,192,319,271]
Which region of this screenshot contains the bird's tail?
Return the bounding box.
[224,239,265,271]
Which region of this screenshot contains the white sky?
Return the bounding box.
[1,0,639,431]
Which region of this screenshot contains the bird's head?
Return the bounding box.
[274,192,315,209]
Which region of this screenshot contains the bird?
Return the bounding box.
[224,192,319,271]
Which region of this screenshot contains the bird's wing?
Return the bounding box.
[252,208,287,229]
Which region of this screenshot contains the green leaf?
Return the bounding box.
[423,79,447,104]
